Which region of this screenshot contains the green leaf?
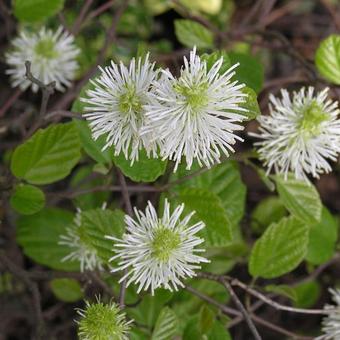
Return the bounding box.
[113,149,167,183]
[178,188,232,247]
[265,284,297,302]
[251,196,287,234]
[293,281,321,308]
[228,52,264,93]
[50,278,83,302]
[249,216,309,278]
[16,208,79,271]
[151,307,178,340]
[127,289,173,328]
[10,184,45,215]
[315,34,340,85]
[275,175,322,224]
[174,19,214,48]
[201,51,232,74]
[73,119,112,165]
[11,123,81,185]
[170,161,246,226]
[239,86,261,120]
[13,0,65,22]
[199,305,215,334]
[306,207,338,265]
[79,208,125,262]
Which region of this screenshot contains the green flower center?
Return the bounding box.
[298,100,328,137]
[175,82,209,112]
[78,302,128,340]
[34,39,58,59]
[119,85,143,114]
[151,227,181,262]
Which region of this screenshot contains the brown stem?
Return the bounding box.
[221,279,262,340]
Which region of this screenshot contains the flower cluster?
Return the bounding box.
[251,87,340,181]
[6,26,79,92]
[106,200,209,294]
[59,207,103,272]
[83,48,248,169]
[77,298,132,340]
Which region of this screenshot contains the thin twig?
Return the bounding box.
[221,279,262,340]
[85,0,116,22]
[24,61,56,136]
[0,88,22,117]
[0,254,45,339]
[71,0,94,35]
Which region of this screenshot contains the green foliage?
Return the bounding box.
[113,150,167,182]
[306,207,338,265]
[183,306,232,339]
[10,184,45,215]
[79,208,125,263]
[174,19,214,48]
[151,307,178,340]
[202,51,232,73]
[249,216,309,278]
[178,188,233,246]
[251,196,287,234]
[16,208,79,271]
[170,161,246,227]
[315,34,340,85]
[239,86,261,120]
[127,289,173,328]
[265,284,297,302]
[50,278,83,302]
[293,281,321,308]
[228,52,264,93]
[13,0,65,22]
[275,175,322,224]
[11,123,81,185]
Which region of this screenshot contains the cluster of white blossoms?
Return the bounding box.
[318,288,340,339]
[59,207,103,272]
[251,87,340,181]
[106,200,209,295]
[83,48,248,169]
[5,26,79,92]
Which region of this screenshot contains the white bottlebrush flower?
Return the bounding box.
[143,47,248,171]
[251,87,340,181]
[5,26,79,92]
[59,207,104,272]
[77,298,132,340]
[107,200,209,294]
[319,288,340,340]
[82,55,159,163]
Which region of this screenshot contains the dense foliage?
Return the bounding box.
[1,1,340,339]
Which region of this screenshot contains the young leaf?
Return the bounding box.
[10,184,45,215]
[50,278,83,302]
[14,0,65,22]
[293,281,321,308]
[315,34,340,85]
[275,175,322,224]
[151,307,178,340]
[16,208,79,271]
[174,19,214,48]
[251,196,287,234]
[228,52,264,93]
[265,284,297,302]
[178,188,233,246]
[11,123,81,185]
[306,207,338,265]
[113,150,167,183]
[249,216,309,278]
